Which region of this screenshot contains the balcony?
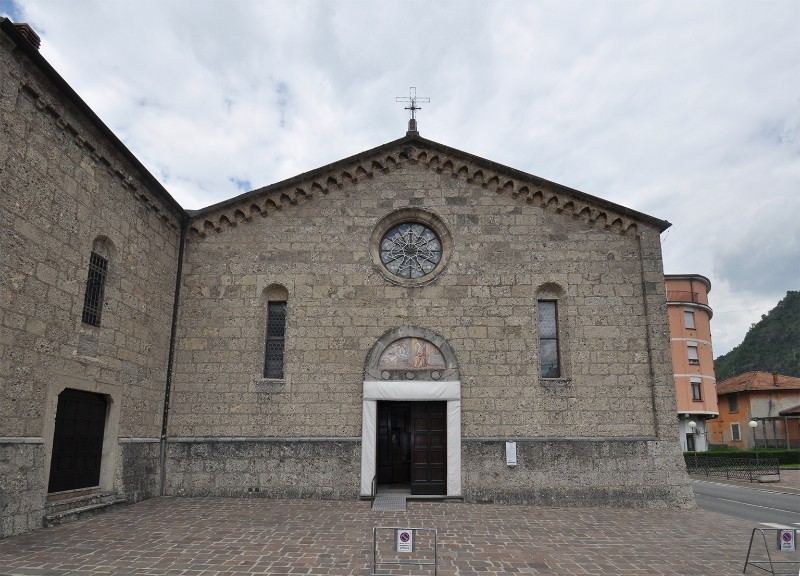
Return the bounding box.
[666,291,709,306]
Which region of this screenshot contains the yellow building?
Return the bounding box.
[665,275,719,451]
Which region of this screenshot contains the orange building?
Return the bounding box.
[665,275,719,451]
[708,372,800,449]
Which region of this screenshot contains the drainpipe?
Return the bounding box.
[636,235,658,433]
[160,216,189,496]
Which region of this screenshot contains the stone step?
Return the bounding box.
[44,491,127,526]
[45,489,120,514]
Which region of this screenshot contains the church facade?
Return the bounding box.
[0,19,693,538]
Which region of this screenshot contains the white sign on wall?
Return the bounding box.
[397,529,413,553]
[506,441,517,466]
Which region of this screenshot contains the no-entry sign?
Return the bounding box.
[396,528,413,553]
[778,529,796,552]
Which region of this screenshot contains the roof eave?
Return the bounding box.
[192,132,672,233]
[0,18,187,220]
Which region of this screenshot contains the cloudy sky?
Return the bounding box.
[2,0,798,356]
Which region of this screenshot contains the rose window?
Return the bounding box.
[379,223,442,279]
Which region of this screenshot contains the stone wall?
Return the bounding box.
[165,440,360,499]
[462,439,693,507]
[118,440,161,504]
[0,29,183,536]
[171,152,691,505]
[0,441,45,537]
[1,19,693,529]
[174,162,660,438]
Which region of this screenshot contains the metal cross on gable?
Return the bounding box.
[396,87,430,133]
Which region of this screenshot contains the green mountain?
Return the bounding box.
[714,290,800,380]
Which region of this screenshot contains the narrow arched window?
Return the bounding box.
[264,285,288,379]
[81,238,113,326]
[538,300,560,378]
[536,282,567,380]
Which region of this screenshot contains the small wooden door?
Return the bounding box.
[48,389,107,493]
[411,402,447,495]
[377,402,411,485]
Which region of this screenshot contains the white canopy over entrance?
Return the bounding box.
[360,327,461,497]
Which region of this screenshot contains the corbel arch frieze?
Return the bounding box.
[408,151,640,236]
[468,169,484,186]
[188,142,641,238]
[188,149,406,238]
[20,82,181,230]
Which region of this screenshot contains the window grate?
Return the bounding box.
[264,301,287,379]
[538,300,560,378]
[81,252,108,326]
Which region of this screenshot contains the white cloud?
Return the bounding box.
[5,0,799,355]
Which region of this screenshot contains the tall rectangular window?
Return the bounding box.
[264,301,287,379]
[687,343,699,365]
[728,395,738,413]
[684,308,695,329]
[538,300,560,378]
[81,252,108,326]
[731,422,741,441]
[691,379,702,401]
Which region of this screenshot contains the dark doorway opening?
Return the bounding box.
[377,401,446,495]
[48,389,107,493]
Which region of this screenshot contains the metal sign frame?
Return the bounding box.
[372,526,438,576]
[743,528,800,574]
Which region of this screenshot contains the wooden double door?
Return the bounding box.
[377,401,446,495]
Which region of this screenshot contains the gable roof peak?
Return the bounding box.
[188,133,670,239]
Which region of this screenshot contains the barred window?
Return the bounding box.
[264,301,287,379]
[731,422,741,442]
[81,252,108,326]
[538,300,560,378]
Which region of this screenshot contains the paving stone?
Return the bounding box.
[0,497,776,575]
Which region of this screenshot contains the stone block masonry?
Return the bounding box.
[1,17,693,536]
[170,153,692,507]
[1,25,183,537]
[165,439,360,499]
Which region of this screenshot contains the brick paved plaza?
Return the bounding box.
[0,496,781,575]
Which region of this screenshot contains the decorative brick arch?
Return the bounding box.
[360,327,462,497]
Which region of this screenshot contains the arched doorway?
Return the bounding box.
[360,327,461,497]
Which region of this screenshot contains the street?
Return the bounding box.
[693,479,800,528]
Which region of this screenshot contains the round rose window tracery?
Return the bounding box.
[379,222,442,279]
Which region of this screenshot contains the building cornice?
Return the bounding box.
[0,18,186,222]
[664,274,712,292]
[188,135,670,239]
